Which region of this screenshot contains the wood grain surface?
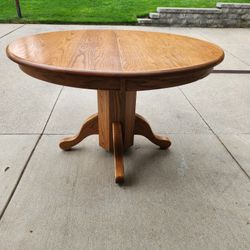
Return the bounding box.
[98,89,136,151]
[59,114,99,151]
[134,114,171,149]
[7,30,224,91]
[112,122,125,184]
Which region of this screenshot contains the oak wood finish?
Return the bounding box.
[134,114,171,149]
[7,30,224,91]
[59,114,98,151]
[98,89,136,152]
[59,91,170,151]
[112,122,125,184]
[6,29,224,183]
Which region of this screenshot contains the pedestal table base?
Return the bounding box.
[59,90,171,184]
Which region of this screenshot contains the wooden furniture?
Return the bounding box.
[6,30,224,184]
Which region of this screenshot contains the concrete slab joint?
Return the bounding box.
[138,2,250,27]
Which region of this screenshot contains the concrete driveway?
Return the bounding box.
[0,24,249,250]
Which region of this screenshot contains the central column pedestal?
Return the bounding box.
[97,90,136,152]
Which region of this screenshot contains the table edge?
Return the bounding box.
[6,29,225,78]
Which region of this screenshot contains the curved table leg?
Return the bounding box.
[134,114,171,149]
[112,122,125,184]
[59,114,98,151]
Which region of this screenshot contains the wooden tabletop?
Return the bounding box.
[6,30,224,90]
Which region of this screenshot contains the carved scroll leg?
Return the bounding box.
[59,113,98,151]
[112,122,125,184]
[134,114,171,149]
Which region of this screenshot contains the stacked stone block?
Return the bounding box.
[138,3,250,27]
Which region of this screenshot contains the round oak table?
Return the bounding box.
[6,30,224,184]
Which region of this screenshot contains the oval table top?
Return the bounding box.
[6,30,224,91]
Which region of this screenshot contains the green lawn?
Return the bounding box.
[1,0,250,24]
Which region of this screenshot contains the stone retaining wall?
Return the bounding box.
[138,3,250,27]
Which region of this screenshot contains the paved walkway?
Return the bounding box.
[0,24,249,250]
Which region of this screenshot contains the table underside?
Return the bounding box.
[59,90,171,184]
